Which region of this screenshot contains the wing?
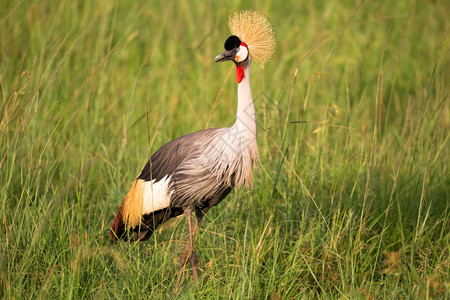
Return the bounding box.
[137,128,224,183]
[139,127,236,209]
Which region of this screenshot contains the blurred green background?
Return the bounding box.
[1,0,448,298]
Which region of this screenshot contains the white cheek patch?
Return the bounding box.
[236,46,248,63]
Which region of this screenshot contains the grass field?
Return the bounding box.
[1,0,449,298]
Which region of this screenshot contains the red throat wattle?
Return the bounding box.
[236,65,244,83]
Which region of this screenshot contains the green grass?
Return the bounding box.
[1,0,449,298]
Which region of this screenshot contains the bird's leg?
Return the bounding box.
[176,208,199,288]
[189,215,200,281]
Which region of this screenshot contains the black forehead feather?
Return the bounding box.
[224,35,241,50]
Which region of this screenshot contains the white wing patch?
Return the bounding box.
[141,176,172,214]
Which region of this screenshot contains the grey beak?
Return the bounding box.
[215,50,234,63]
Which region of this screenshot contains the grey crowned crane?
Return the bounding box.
[110,10,276,284]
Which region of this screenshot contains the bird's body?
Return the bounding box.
[110,10,276,286]
[111,60,257,241]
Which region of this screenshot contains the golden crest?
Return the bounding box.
[228,10,277,67]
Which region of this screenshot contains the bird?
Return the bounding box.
[110,10,276,285]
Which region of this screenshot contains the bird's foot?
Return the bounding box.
[176,244,190,289]
[175,244,199,290]
[190,251,199,281]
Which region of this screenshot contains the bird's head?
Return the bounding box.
[215,35,249,65]
[215,35,250,83]
[214,10,277,83]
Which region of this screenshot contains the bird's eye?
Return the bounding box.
[236,47,240,52]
